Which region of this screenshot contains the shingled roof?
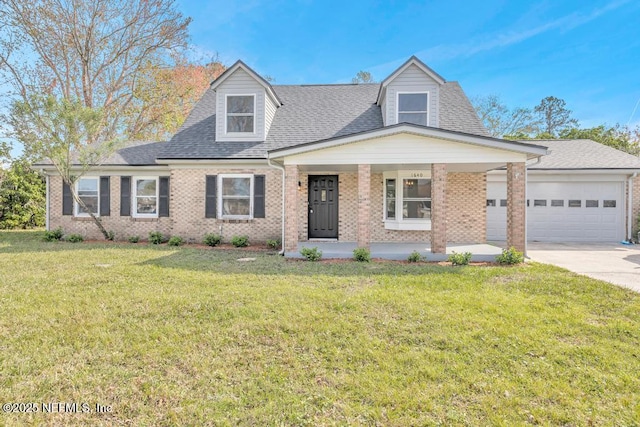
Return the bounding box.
[157,81,488,160]
[525,139,640,170]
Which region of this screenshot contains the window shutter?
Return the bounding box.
[99,177,110,216]
[254,175,265,218]
[205,175,217,218]
[120,176,131,216]
[62,181,73,216]
[159,177,170,217]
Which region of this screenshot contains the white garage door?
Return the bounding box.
[486,180,625,242]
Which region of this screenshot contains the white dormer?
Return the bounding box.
[376,56,445,128]
[211,60,281,142]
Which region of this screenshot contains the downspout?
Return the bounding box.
[628,173,637,242]
[267,156,286,255]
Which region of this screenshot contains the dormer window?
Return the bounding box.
[397,92,428,126]
[226,95,255,133]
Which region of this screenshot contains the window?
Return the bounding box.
[500,199,507,207]
[397,93,428,126]
[226,95,255,133]
[568,200,582,208]
[604,200,617,208]
[220,175,253,219]
[586,200,599,208]
[551,199,564,207]
[486,199,496,207]
[75,178,99,216]
[133,178,158,217]
[533,199,547,207]
[384,171,431,230]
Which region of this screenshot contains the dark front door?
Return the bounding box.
[308,175,338,239]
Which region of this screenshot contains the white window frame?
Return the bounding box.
[218,174,254,220]
[74,177,100,217]
[132,176,159,218]
[383,170,432,230]
[224,94,256,135]
[396,91,429,126]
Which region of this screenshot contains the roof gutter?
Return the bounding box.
[628,173,638,242]
[267,157,286,255]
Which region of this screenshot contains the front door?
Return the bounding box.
[308,175,338,239]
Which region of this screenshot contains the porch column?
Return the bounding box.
[357,164,371,248]
[431,163,447,253]
[284,164,299,253]
[507,162,526,253]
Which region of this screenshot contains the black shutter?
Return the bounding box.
[120,176,131,216]
[205,175,217,218]
[159,177,170,217]
[254,175,265,218]
[100,177,110,216]
[62,181,73,215]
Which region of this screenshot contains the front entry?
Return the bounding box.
[308,175,339,239]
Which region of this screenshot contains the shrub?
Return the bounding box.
[266,238,280,249]
[353,247,371,262]
[231,235,249,248]
[128,235,140,243]
[167,236,184,247]
[496,247,524,265]
[106,230,115,241]
[148,231,164,245]
[203,233,222,247]
[407,251,422,263]
[66,233,84,243]
[300,247,322,261]
[448,251,472,266]
[43,227,64,242]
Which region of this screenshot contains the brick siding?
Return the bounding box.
[446,172,486,243]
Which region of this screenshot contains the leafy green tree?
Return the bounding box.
[472,94,539,138]
[352,70,375,84]
[560,125,640,155]
[534,96,579,137]
[0,159,45,229]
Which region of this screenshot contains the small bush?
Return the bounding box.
[66,233,84,243]
[203,233,222,247]
[148,231,164,245]
[106,231,115,241]
[128,235,140,244]
[448,251,472,266]
[167,236,184,247]
[407,251,423,263]
[43,227,64,242]
[300,247,322,261]
[266,238,280,249]
[231,235,249,248]
[496,247,524,265]
[353,247,371,262]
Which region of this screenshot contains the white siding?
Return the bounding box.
[265,95,278,138]
[385,64,440,127]
[216,68,266,142]
[284,133,527,165]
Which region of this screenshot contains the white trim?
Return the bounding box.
[382,170,432,230]
[132,176,159,218]
[210,61,281,107]
[396,91,429,126]
[218,174,254,220]
[45,175,50,230]
[224,94,257,136]
[74,177,100,217]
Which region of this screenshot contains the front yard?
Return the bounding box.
[0,230,639,425]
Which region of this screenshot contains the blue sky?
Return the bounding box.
[178,0,640,128]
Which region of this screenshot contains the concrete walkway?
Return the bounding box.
[527,242,640,292]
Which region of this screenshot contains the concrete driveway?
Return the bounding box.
[527,242,640,292]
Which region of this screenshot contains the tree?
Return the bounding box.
[534,96,579,137]
[471,94,539,138]
[560,125,640,156]
[10,95,117,238]
[352,70,375,84]
[0,0,191,141]
[0,158,45,229]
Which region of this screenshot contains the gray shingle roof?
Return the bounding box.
[526,139,640,169]
[158,81,488,159]
[33,140,167,167]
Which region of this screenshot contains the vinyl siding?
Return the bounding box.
[265,95,278,139]
[216,68,266,142]
[385,64,439,127]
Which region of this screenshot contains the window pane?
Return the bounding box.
[586,200,598,208]
[78,179,98,193]
[399,93,427,111]
[403,200,431,219]
[604,200,616,208]
[398,112,427,126]
[386,179,396,219]
[486,199,496,207]
[227,96,254,114]
[78,196,98,214]
[551,199,564,207]
[222,178,251,197]
[136,197,157,214]
[403,179,431,198]
[136,179,156,196]
[500,199,507,207]
[222,198,250,216]
[568,200,581,207]
[534,199,547,207]
[227,116,254,133]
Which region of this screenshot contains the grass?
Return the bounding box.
[0,230,639,426]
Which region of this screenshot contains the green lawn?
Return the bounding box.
[0,230,639,426]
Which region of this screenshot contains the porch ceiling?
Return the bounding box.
[296,162,507,173]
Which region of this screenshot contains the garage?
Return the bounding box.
[486,178,626,242]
